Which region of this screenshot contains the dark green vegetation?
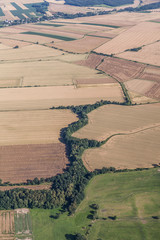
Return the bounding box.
[31,168,160,240]
[126,47,142,52]
[119,1,160,12]
[65,0,134,7]
[0,8,4,16]
[0,98,133,210]
[11,2,41,20]
[81,23,120,28]
[21,31,77,41]
[36,23,64,27]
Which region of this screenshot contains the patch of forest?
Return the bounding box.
[65,0,134,7]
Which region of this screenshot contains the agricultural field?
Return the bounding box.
[31,169,160,240]
[0,208,32,240]
[73,104,160,140]
[116,41,160,66]
[0,85,124,111]
[95,22,160,55]
[0,109,77,183]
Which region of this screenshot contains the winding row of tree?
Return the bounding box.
[0,97,150,210]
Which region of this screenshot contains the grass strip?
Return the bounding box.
[36,23,64,27]
[21,31,77,41]
[81,22,120,28]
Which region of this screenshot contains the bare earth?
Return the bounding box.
[0,143,68,183]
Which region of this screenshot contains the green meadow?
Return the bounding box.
[31,168,160,240]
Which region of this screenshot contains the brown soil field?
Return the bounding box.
[140,66,160,83]
[76,53,104,69]
[75,78,116,86]
[0,143,69,183]
[0,59,107,87]
[125,79,160,100]
[95,22,160,55]
[83,125,160,171]
[53,36,110,53]
[0,109,77,145]
[0,44,63,61]
[145,82,160,100]
[0,184,51,191]
[0,85,124,111]
[73,104,160,141]
[98,57,145,82]
[116,41,160,66]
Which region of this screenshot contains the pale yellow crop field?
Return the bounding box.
[83,126,160,170]
[125,79,155,96]
[0,43,11,49]
[0,85,124,111]
[95,22,160,55]
[0,109,77,146]
[0,44,63,61]
[78,11,160,26]
[53,36,110,53]
[0,37,32,47]
[116,41,160,66]
[127,91,157,104]
[0,59,109,87]
[73,104,160,141]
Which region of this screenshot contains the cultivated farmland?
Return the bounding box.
[95,22,160,55]
[0,109,77,183]
[73,104,160,141]
[0,85,124,111]
[0,209,32,240]
[83,126,160,171]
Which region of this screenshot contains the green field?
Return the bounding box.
[31,168,160,240]
[21,31,77,41]
[0,8,4,16]
[36,23,64,27]
[81,23,120,28]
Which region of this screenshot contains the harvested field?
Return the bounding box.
[0,210,14,239]
[0,60,107,87]
[53,36,110,53]
[76,53,104,69]
[145,82,160,100]
[73,104,160,141]
[54,53,88,62]
[49,3,95,14]
[125,79,160,100]
[0,143,69,183]
[0,44,63,61]
[0,43,11,49]
[116,41,160,66]
[83,126,160,171]
[0,78,20,88]
[2,33,61,44]
[75,78,116,87]
[140,66,160,83]
[0,85,124,111]
[0,38,32,47]
[0,109,77,145]
[0,184,51,191]
[98,57,145,82]
[128,91,157,104]
[95,22,160,55]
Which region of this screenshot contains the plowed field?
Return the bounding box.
[98,57,145,82]
[0,143,68,183]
